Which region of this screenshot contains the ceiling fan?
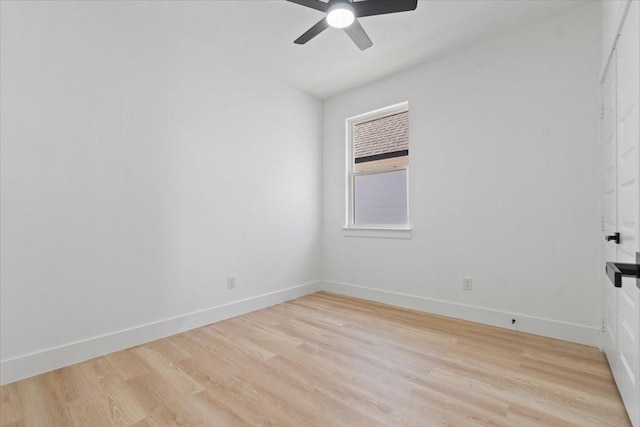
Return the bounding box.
[286,0,418,51]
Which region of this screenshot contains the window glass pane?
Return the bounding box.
[354,169,407,225]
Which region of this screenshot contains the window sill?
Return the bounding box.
[342,227,412,239]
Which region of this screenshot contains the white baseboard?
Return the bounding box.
[0,281,322,385]
[322,280,602,347]
[1,279,602,385]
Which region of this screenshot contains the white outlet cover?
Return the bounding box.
[227,276,236,289]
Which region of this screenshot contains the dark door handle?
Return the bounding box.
[606,261,640,287]
[605,232,620,244]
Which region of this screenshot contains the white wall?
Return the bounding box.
[0,1,322,382]
[322,4,602,343]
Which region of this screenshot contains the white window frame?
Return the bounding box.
[344,101,411,238]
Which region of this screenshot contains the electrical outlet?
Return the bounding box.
[227,276,236,289]
[463,277,472,291]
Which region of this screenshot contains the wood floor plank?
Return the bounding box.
[0,292,632,426]
[0,383,23,426]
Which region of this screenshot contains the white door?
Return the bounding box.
[613,2,640,424]
[603,54,619,372]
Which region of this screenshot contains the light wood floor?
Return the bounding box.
[0,292,631,426]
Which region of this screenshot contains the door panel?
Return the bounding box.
[619,283,638,378]
[617,281,639,426]
[618,56,639,263]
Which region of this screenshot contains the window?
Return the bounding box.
[346,102,409,230]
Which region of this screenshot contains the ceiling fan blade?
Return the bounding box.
[294,18,330,44]
[286,0,328,12]
[352,0,418,18]
[343,19,373,50]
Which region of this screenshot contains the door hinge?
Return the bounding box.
[601,318,605,332]
[601,217,605,231]
[600,104,605,119]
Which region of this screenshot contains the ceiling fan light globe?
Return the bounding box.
[327,4,355,28]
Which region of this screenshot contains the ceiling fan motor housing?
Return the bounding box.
[327,0,355,29]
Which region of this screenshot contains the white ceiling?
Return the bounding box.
[161,0,588,100]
